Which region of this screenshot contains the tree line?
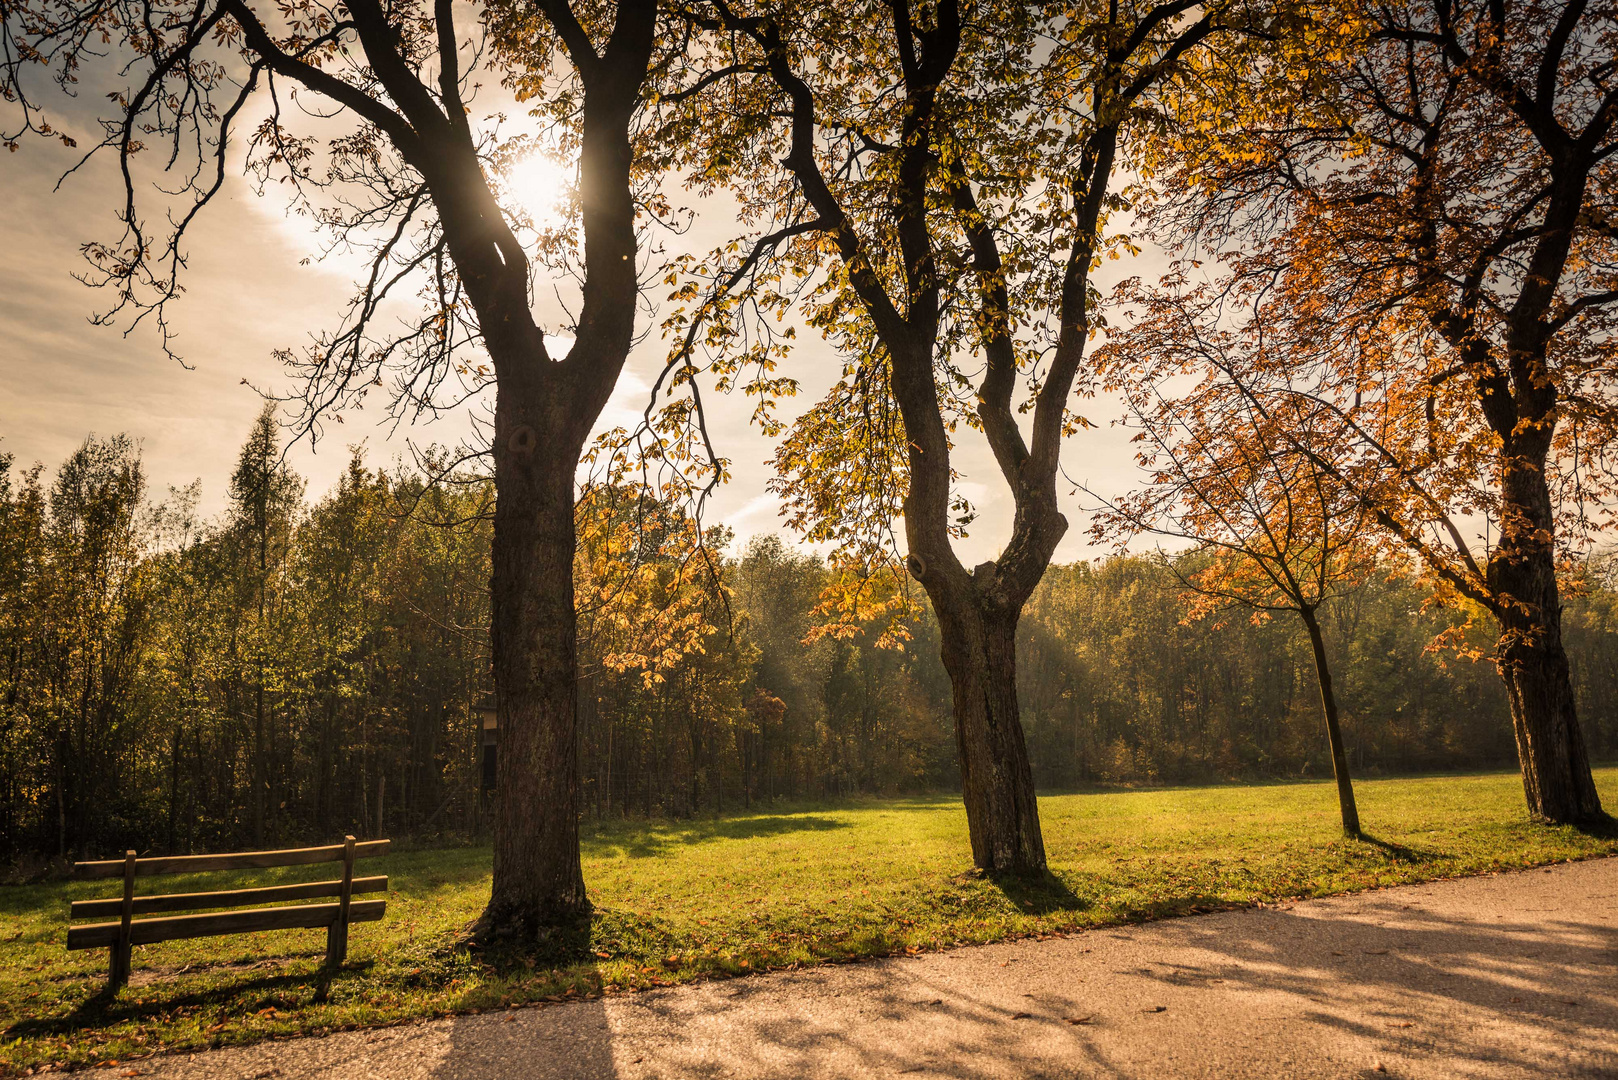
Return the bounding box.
[4,419,1614,865]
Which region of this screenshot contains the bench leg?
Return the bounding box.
[326,834,355,969]
[109,942,131,989]
[110,849,135,990]
[325,920,348,968]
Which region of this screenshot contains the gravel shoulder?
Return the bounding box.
[134,856,1618,1080]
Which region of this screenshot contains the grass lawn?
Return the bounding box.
[2,768,1616,1074]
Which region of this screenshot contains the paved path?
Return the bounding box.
[139,858,1618,1080]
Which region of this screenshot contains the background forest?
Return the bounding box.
[3,416,1616,863]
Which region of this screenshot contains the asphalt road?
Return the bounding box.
[135,857,1618,1080]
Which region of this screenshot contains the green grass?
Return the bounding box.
[3,768,1616,1074]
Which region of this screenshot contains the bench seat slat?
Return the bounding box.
[70,876,387,919]
[73,840,390,879]
[66,898,386,950]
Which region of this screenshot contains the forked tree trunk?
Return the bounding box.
[483,421,589,934]
[1490,456,1602,823]
[1298,606,1360,837]
[457,12,649,937]
[935,596,1046,875]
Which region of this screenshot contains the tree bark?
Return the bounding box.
[483,429,590,933]
[1298,605,1360,837]
[1489,453,1602,824]
[935,598,1046,874]
[438,1,650,938]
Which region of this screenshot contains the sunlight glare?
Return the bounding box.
[503,153,571,232]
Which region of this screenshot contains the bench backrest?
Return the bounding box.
[67,837,389,984]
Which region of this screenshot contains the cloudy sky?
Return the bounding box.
[0,78,1153,566]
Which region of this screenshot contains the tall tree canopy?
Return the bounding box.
[2,0,686,934]
[1147,0,1618,822]
[650,0,1294,873]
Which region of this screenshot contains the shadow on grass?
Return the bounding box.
[3,961,368,1040]
[985,869,1237,922]
[585,814,850,858]
[988,871,1090,915]
[1354,833,1445,864]
[1571,813,1618,841]
[454,904,676,978]
[471,919,599,972]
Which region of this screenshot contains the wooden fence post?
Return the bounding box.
[326,835,356,968]
[111,850,135,989]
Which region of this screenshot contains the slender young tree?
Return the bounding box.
[1153,0,1618,823]
[227,405,303,846]
[653,0,1244,873]
[1095,287,1380,835]
[4,0,674,932]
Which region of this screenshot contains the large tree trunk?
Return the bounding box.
[935,594,1046,875]
[1490,455,1602,823]
[464,19,650,935]
[483,421,589,935]
[1298,605,1360,837]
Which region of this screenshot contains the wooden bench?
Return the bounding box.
[68,836,389,988]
